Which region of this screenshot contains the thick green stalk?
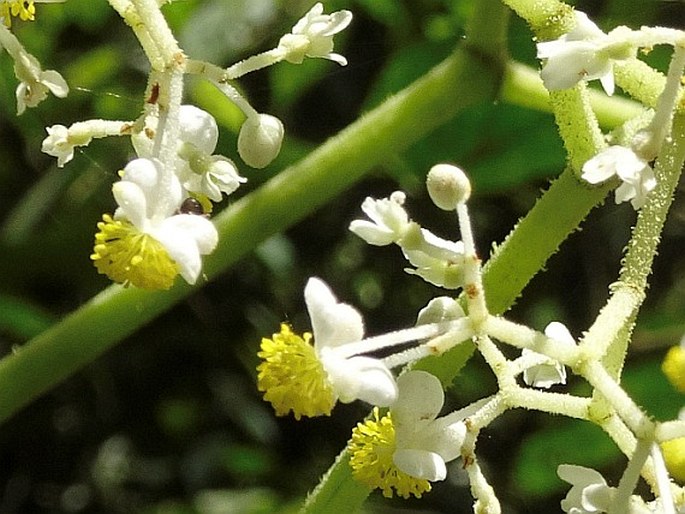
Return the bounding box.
[482,167,613,315]
[0,43,498,425]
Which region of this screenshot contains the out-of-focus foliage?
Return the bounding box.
[0,0,683,513]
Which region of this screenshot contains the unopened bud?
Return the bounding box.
[426,164,471,210]
[238,114,284,169]
[416,297,465,326]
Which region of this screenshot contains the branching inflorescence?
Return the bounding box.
[2,0,351,290]
[3,1,685,512]
[256,8,685,514]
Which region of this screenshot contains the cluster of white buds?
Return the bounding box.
[537,11,685,210]
[34,2,353,290]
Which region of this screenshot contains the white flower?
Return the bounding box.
[41,124,75,167]
[582,145,656,209]
[237,113,284,169]
[278,2,352,65]
[402,228,465,289]
[178,155,245,203]
[558,464,614,513]
[522,322,573,389]
[349,192,411,246]
[391,370,466,481]
[132,104,219,158]
[536,11,635,95]
[305,277,397,406]
[132,105,246,201]
[114,158,218,284]
[13,50,68,114]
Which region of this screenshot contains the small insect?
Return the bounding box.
[146,82,160,105]
[179,197,206,216]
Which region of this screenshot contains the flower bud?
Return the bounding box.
[416,297,465,326]
[426,164,471,210]
[237,114,284,169]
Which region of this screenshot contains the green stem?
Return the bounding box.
[548,86,606,172]
[0,41,499,426]
[299,450,370,514]
[591,113,685,380]
[481,167,613,315]
[500,0,574,40]
[501,62,645,129]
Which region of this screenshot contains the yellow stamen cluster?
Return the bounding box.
[90,214,179,290]
[348,407,432,499]
[662,345,685,393]
[257,324,335,419]
[662,437,685,483]
[1,1,36,27]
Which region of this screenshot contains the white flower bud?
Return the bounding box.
[426,164,471,210]
[237,114,284,169]
[416,297,465,326]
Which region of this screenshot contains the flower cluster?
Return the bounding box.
[256,164,602,501]
[256,153,685,511]
[34,3,353,290]
[537,11,685,211]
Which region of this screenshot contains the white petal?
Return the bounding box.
[348,220,396,246]
[178,105,218,155]
[40,69,69,98]
[415,228,464,261]
[305,278,364,349]
[152,219,203,284]
[522,348,567,389]
[324,53,348,66]
[112,181,149,229]
[545,322,576,347]
[323,353,397,405]
[160,214,218,254]
[582,149,621,184]
[539,43,604,91]
[393,449,447,481]
[393,370,444,428]
[569,11,606,41]
[429,421,467,462]
[122,158,160,190]
[582,483,614,511]
[559,464,608,513]
[599,70,615,96]
[558,464,606,488]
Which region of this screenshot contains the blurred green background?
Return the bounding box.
[0,0,684,512]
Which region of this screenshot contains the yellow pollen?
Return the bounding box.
[662,346,685,393]
[348,407,432,499]
[257,324,336,419]
[2,1,35,26]
[90,214,179,290]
